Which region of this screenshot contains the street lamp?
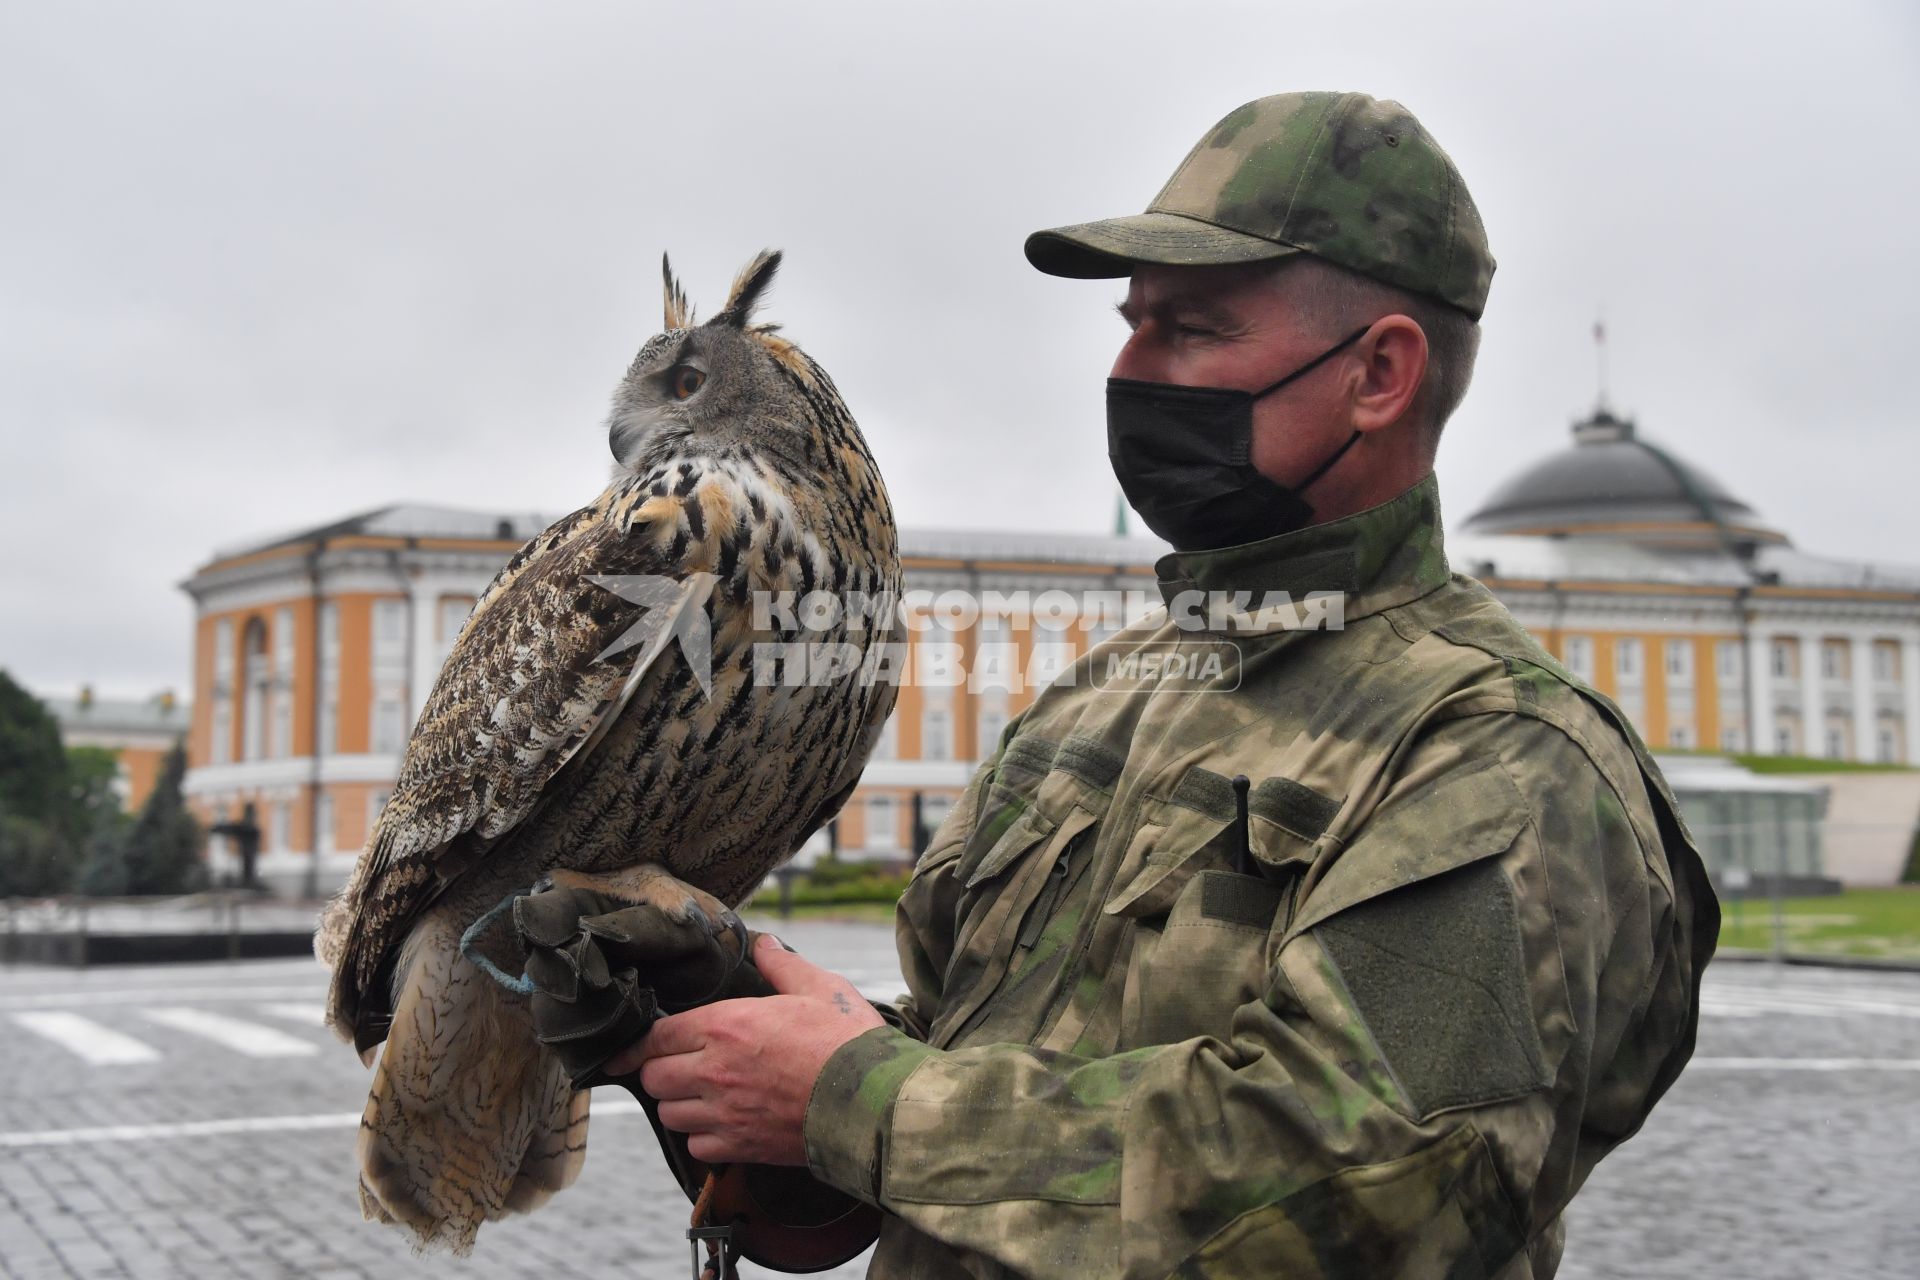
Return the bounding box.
[209,802,262,891]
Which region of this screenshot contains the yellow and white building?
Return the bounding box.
[178,509,1161,892]
[42,686,191,811]
[179,405,1920,893]
[1456,406,1920,764]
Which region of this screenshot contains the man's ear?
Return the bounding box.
[1349,316,1429,434]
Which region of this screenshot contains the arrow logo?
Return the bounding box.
[586,573,718,697]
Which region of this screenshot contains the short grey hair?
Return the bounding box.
[1270,257,1482,449]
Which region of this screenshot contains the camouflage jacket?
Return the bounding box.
[803,474,1719,1279]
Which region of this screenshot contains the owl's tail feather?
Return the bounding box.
[356,911,588,1255]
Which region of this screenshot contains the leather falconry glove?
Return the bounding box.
[510,885,881,1276]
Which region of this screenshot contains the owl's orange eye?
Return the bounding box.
[669,365,707,400]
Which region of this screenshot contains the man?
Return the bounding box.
[615,91,1719,1277]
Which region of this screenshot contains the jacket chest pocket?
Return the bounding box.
[931,795,1103,1050]
[1106,807,1305,1049]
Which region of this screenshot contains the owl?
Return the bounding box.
[315,251,902,1253]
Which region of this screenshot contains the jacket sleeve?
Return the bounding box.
[802,711,1707,1278]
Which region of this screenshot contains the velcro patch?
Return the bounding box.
[1316,859,1549,1119]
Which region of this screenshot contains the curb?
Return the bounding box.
[2,931,316,967]
[1712,948,1920,974]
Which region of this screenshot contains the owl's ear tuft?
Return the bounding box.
[662,254,695,330]
[713,250,782,328]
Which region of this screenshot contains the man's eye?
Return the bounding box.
[669,366,707,399]
[1176,324,1214,338]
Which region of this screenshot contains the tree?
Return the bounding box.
[0,814,77,897]
[0,670,70,828]
[66,745,124,836]
[122,742,205,895]
[0,670,79,896]
[69,746,133,895]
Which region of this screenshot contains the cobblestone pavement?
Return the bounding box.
[2,920,1916,1278]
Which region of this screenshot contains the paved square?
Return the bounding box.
[2,920,1915,1277]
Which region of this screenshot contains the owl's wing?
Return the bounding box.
[326,489,713,1037]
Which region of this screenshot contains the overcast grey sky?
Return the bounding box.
[3,0,1916,699]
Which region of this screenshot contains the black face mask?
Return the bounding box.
[1107,324,1372,552]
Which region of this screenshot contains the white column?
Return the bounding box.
[1799,629,1825,757]
[1850,634,1877,762]
[407,577,440,725]
[1902,635,1920,764]
[1746,628,1775,756]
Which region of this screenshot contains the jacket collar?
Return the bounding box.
[1153,472,1451,623]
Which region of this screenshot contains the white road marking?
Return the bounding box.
[9,1012,161,1065]
[256,1002,327,1025]
[1,1113,359,1148]
[140,1008,318,1057]
[0,1098,649,1149]
[1688,1057,1920,1071]
[1703,990,1920,1018]
[0,985,324,1011]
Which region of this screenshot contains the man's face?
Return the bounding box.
[1111,262,1358,489]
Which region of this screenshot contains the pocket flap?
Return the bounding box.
[963,805,1056,889]
[1284,759,1529,940]
[1104,810,1232,918]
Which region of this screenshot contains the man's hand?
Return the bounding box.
[605,933,885,1166]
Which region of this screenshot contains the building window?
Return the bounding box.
[1668,723,1692,749]
[922,795,954,842]
[1774,725,1796,755]
[973,615,1018,694]
[871,714,898,760]
[915,618,961,692]
[375,600,407,647]
[274,606,295,672]
[1716,640,1743,683]
[1824,726,1846,759]
[1616,638,1642,682]
[270,801,290,852]
[210,702,232,766]
[371,600,410,755]
[1029,625,1074,687]
[1878,725,1900,764]
[1563,635,1593,680]
[373,695,407,755]
[1771,639,1793,679]
[437,597,473,667]
[1822,641,1845,681]
[1874,644,1898,683]
[242,618,269,762]
[865,794,898,852]
[977,704,1009,760]
[1665,640,1693,683]
[214,618,235,682]
[1719,726,1745,752]
[922,708,952,762]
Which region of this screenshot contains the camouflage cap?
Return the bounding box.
[1025,91,1495,320]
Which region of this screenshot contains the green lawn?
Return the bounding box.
[1717,887,1920,960]
[1731,752,1919,776]
[738,884,1920,960]
[742,900,899,926]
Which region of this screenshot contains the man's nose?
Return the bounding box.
[1110,327,1170,383]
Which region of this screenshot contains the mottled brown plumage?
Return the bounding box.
[315,251,900,1253]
